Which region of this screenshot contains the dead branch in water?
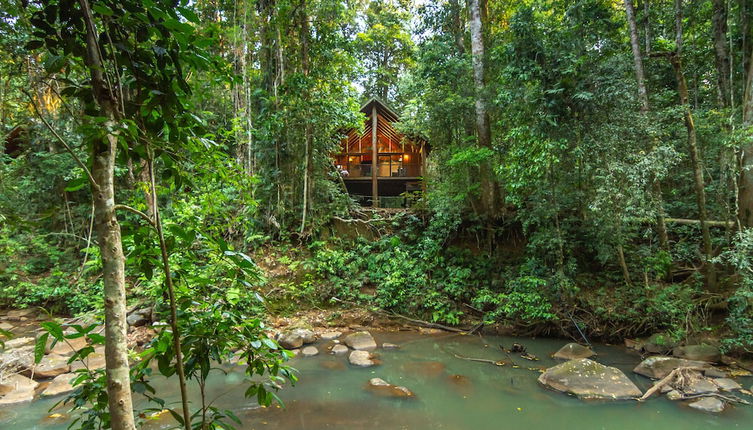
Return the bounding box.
[331,297,476,334]
[679,393,751,405]
[452,353,507,366]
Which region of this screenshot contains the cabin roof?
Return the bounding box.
[360,97,399,123]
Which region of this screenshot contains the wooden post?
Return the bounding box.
[371,105,378,207]
[420,142,427,194]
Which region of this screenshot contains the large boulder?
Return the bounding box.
[277,328,316,349]
[348,350,377,367]
[0,345,34,373]
[343,331,377,351]
[683,377,719,395]
[672,344,721,363]
[41,373,77,397]
[633,356,716,379]
[71,346,106,372]
[553,343,595,360]
[50,336,89,358]
[365,378,415,399]
[27,354,71,379]
[713,378,742,392]
[2,336,35,350]
[538,358,642,400]
[688,397,725,413]
[0,374,38,405]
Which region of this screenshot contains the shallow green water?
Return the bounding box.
[3,332,752,429]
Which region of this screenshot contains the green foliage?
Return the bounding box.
[716,229,753,352]
[473,275,556,324]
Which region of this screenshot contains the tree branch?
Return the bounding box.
[113,204,156,229]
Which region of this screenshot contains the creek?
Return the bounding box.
[3,331,752,429]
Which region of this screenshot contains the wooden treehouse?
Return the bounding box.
[334,98,427,208]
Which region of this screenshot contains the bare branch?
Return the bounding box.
[113,204,156,229]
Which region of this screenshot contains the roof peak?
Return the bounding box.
[360,97,399,122]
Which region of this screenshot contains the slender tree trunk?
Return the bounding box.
[617,244,633,286]
[670,53,716,288]
[148,157,191,429]
[654,181,670,249]
[642,0,651,54]
[625,0,668,248]
[675,0,683,55]
[624,0,649,111]
[712,0,731,107]
[77,1,136,428]
[469,0,497,217]
[740,38,753,227]
[300,0,312,233]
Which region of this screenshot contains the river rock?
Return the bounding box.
[684,377,718,395]
[382,343,400,349]
[0,345,34,372]
[50,336,89,357]
[0,374,38,405]
[643,333,679,354]
[126,308,151,327]
[277,328,316,349]
[673,344,721,363]
[366,378,415,398]
[688,397,725,413]
[28,354,71,379]
[343,331,377,351]
[320,331,342,341]
[7,309,35,319]
[553,343,595,360]
[633,356,715,379]
[0,322,13,331]
[2,336,35,350]
[41,373,77,397]
[713,378,742,391]
[331,345,349,355]
[301,346,319,357]
[71,346,106,371]
[538,358,642,400]
[349,350,377,367]
[666,390,683,401]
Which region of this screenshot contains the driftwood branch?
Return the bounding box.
[453,353,506,366]
[631,216,734,228]
[638,367,702,401]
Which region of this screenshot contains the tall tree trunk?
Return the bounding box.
[740,38,753,227]
[674,0,683,55]
[77,0,136,428]
[624,0,649,111]
[625,0,668,248]
[300,0,312,234]
[642,0,651,54]
[712,0,731,107]
[469,0,497,217]
[670,52,716,288]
